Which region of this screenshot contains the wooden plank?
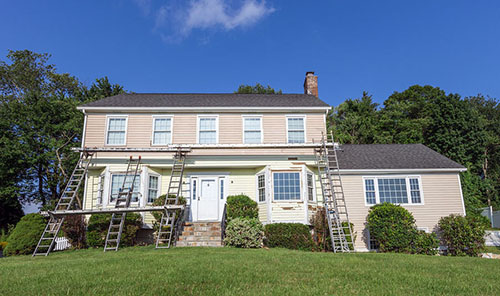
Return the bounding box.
[42,205,184,216]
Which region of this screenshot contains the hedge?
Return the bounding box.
[438,214,485,256]
[3,214,47,256]
[226,195,258,221]
[264,223,314,251]
[86,213,142,248]
[224,218,263,248]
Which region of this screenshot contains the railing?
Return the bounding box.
[221,203,228,243]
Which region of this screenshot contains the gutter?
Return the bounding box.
[76,106,332,113]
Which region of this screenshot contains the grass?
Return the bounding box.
[1,247,499,295]
[484,246,500,254]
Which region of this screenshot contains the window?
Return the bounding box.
[96,174,105,205]
[110,174,140,203]
[147,175,159,203]
[106,117,127,145]
[363,177,423,205]
[198,117,217,144]
[365,179,376,205]
[307,173,314,201]
[287,117,305,143]
[152,117,172,145]
[243,117,262,144]
[220,178,225,200]
[273,172,301,201]
[258,174,266,202]
[192,179,197,200]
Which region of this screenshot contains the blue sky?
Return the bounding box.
[1,0,499,106]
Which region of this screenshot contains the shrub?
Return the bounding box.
[62,215,87,249]
[438,214,486,257]
[412,230,439,255]
[367,203,417,253]
[151,194,187,225]
[3,214,47,256]
[224,218,263,248]
[226,195,258,221]
[86,213,142,248]
[264,223,315,251]
[310,209,355,251]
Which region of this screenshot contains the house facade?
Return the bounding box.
[78,72,466,251]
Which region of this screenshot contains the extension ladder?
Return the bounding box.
[315,132,354,253]
[33,152,94,256]
[156,149,187,248]
[104,156,141,252]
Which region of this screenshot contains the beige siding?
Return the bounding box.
[84,112,325,149]
[340,173,465,251]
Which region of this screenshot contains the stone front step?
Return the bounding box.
[176,222,223,247]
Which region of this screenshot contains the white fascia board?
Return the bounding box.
[76,106,332,113]
[339,168,467,174]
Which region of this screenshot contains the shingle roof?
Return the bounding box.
[80,93,330,108]
[334,144,465,170]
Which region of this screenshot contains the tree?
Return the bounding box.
[0,50,124,210]
[235,83,282,94]
[328,91,379,144]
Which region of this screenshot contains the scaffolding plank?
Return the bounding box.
[43,205,184,216]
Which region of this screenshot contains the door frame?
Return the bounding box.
[189,174,229,222]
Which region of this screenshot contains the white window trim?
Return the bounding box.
[256,172,266,203]
[196,115,219,144]
[146,172,161,204]
[151,115,173,146]
[242,115,263,144]
[362,175,424,206]
[105,115,128,146]
[285,114,307,144]
[271,170,303,202]
[108,171,142,205]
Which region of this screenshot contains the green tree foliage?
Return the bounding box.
[235,83,282,94]
[0,196,23,232]
[3,213,47,256]
[0,50,124,211]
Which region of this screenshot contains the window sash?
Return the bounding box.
[307,173,314,201]
[258,174,266,202]
[364,177,423,205]
[147,175,159,203]
[287,117,305,144]
[273,172,301,201]
[198,117,217,144]
[106,118,127,145]
[152,118,172,145]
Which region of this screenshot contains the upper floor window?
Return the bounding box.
[243,116,262,144]
[152,117,172,145]
[364,177,423,205]
[287,116,305,144]
[106,117,127,145]
[273,172,301,201]
[198,116,218,144]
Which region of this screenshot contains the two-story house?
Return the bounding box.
[77,72,466,251]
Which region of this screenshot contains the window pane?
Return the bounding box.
[154,118,171,131]
[258,174,266,202]
[199,118,216,130]
[273,172,300,200]
[244,131,261,144]
[220,179,224,200]
[192,179,197,200]
[307,174,314,201]
[153,131,171,145]
[111,174,140,202]
[199,131,216,144]
[287,118,304,130]
[148,176,159,203]
[409,178,421,203]
[107,131,125,145]
[244,118,261,130]
[288,131,305,143]
[108,118,126,131]
[378,178,408,204]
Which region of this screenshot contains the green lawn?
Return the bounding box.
[1,247,499,295]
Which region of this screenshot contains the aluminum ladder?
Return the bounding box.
[33,152,94,256]
[104,156,141,252]
[314,132,354,253]
[156,149,187,249]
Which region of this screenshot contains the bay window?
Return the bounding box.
[273,172,301,201]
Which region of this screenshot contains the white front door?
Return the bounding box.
[197,178,219,221]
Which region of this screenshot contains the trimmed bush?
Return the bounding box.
[438,214,486,257]
[367,203,417,253]
[412,230,439,255]
[264,223,314,251]
[3,214,47,256]
[151,194,187,225]
[224,218,263,248]
[86,213,142,248]
[62,215,87,249]
[226,195,258,221]
[310,209,356,251]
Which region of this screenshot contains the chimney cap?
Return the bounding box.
[306,71,315,76]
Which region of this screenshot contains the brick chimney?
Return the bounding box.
[303,71,318,97]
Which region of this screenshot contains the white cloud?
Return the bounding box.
[135,0,275,41]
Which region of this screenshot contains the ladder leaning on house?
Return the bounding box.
[33,152,94,256]
[156,149,188,249]
[314,132,354,253]
[104,156,142,252]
